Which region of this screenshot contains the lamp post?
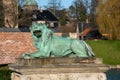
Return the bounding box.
[75,0,80,40]
[81,22,84,40]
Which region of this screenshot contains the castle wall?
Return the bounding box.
[0,32,63,64]
[0,32,36,64]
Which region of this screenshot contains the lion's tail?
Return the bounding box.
[82,40,95,57]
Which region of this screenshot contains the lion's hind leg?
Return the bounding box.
[71,40,88,57]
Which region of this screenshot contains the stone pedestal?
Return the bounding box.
[9,58,109,80]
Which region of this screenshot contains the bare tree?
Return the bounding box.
[89,0,98,23]
[45,0,63,16]
[69,0,87,22]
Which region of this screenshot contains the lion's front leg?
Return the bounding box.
[31,51,50,58]
[22,53,35,59]
[22,52,42,59]
[22,50,50,59]
[23,52,43,59]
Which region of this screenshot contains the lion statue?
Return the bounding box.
[22,23,94,59]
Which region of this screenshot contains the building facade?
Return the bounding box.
[2,0,18,28]
[20,0,58,28]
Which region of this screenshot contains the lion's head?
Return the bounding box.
[30,23,47,38]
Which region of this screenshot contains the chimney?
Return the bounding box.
[40,7,43,12]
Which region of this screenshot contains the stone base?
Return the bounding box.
[11,57,103,66]
[9,58,109,80]
[11,72,106,80]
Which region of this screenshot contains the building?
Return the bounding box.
[32,9,58,28]
[0,0,18,28]
[0,0,4,27]
[19,0,58,28]
[78,23,102,40]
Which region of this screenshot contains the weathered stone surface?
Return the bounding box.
[16,57,103,66]
[13,57,96,66]
[9,58,109,80]
[10,64,109,74]
[11,72,106,80]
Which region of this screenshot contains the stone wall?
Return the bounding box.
[0,32,75,64]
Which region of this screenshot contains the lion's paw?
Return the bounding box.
[22,53,31,59]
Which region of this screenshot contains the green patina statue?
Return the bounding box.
[22,23,94,59]
[24,0,37,5]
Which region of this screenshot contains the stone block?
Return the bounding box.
[9,58,109,80]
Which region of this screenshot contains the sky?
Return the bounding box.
[35,0,74,9]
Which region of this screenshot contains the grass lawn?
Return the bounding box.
[87,40,120,65]
[0,64,12,80]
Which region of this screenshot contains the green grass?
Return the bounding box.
[87,40,120,65]
[0,64,12,80]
